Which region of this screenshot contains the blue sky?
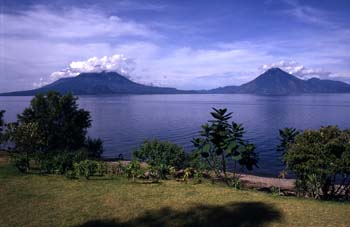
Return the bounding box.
[0,0,349,91]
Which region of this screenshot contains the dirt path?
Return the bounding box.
[239,173,295,191]
[109,160,296,191]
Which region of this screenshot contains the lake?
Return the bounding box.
[1,94,350,176]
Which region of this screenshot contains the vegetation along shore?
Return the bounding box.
[0,92,350,227]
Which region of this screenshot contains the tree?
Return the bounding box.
[192,108,258,183]
[277,128,299,156]
[0,110,5,145]
[17,91,91,152]
[280,126,350,199]
[6,122,44,172]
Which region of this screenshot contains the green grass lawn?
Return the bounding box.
[1,162,350,227]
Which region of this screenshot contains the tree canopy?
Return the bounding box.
[17,91,91,151]
[280,126,350,199]
[0,110,5,145]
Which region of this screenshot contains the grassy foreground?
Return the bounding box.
[0,159,350,226]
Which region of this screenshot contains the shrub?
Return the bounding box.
[151,163,169,179]
[6,122,44,172]
[279,126,350,199]
[36,150,88,174]
[74,160,107,179]
[192,108,258,184]
[11,153,30,173]
[111,160,125,176]
[124,160,144,182]
[134,139,186,178]
[147,165,161,182]
[85,137,104,159]
[182,168,194,183]
[184,151,207,171]
[270,186,281,196]
[65,170,77,179]
[230,177,242,190]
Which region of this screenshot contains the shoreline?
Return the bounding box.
[0,151,295,192]
[107,159,296,193]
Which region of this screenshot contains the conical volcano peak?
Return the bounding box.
[262,67,289,76]
[265,67,283,72]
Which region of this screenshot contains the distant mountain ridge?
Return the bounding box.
[1,68,350,96]
[209,68,350,95]
[0,72,196,96]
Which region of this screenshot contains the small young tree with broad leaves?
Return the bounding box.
[192,108,258,184]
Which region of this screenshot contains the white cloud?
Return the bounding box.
[31,42,274,89]
[0,6,156,39]
[261,60,331,79]
[281,0,334,27]
[33,77,49,88]
[49,54,135,81]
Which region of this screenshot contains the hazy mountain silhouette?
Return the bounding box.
[0,72,196,96]
[209,68,350,95]
[1,68,350,96]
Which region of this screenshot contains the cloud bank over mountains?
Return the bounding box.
[261,60,332,79]
[34,55,135,88]
[44,55,337,90]
[50,55,134,80]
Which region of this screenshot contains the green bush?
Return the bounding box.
[124,160,144,182]
[270,186,281,196]
[134,139,186,178]
[230,177,242,190]
[184,151,207,171]
[182,168,193,183]
[73,160,107,179]
[36,150,88,174]
[85,137,104,159]
[279,126,350,200]
[6,122,44,172]
[11,153,30,173]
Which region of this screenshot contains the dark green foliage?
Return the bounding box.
[17,91,91,151]
[125,160,144,182]
[11,153,29,173]
[281,126,350,199]
[73,160,107,179]
[134,139,186,177]
[0,110,5,145]
[36,150,88,174]
[85,137,104,159]
[277,128,299,156]
[5,91,104,174]
[184,151,207,171]
[192,108,258,182]
[6,122,44,172]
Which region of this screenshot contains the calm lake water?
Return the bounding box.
[1,94,350,176]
